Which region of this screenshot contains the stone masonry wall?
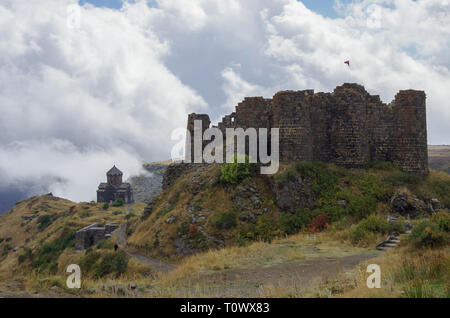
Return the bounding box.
[391,90,428,174]
[186,83,428,174]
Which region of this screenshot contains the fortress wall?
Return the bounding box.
[310,93,332,162]
[185,84,428,174]
[391,90,428,174]
[234,97,272,161]
[366,96,394,162]
[185,113,211,163]
[272,90,314,162]
[330,84,370,168]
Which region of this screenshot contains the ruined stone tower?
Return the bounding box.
[186,83,428,175]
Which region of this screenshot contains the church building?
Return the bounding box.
[97,166,134,204]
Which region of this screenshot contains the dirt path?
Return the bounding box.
[186,251,380,297]
[113,223,174,274]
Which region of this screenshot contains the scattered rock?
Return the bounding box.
[165,215,176,224]
[129,283,137,290]
[141,201,154,221]
[431,198,441,211]
[337,200,347,207]
[116,284,126,295]
[50,285,59,291]
[405,221,413,231]
[275,178,315,212]
[174,237,196,256]
[239,212,257,224]
[251,196,262,208]
[391,192,429,218]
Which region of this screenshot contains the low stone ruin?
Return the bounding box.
[75,222,119,250]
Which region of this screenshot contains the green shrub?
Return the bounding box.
[79,211,91,218]
[388,219,406,233]
[293,161,340,198]
[236,233,248,247]
[125,213,136,220]
[408,221,448,248]
[193,199,203,212]
[178,217,193,236]
[80,251,101,272]
[431,211,450,232]
[190,231,211,251]
[18,247,33,264]
[102,203,109,210]
[33,229,76,274]
[93,250,128,278]
[254,215,280,243]
[0,238,4,244]
[160,192,180,217]
[220,155,254,184]
[96,239,114,250]
[112,198,125,207]
[2,244,11,257]
[350,215,390,243]
[383,171,424,186]
[37,215,52,231]
[280,210,310,235]
[274,166,298,185]
[211,211,237,230]
[113,210,122,215]
[359,173,391,201]
[347,195,378,219]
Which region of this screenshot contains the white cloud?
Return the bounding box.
[0,139,142,202]
[0,0,449,206]
[0,0,207,204]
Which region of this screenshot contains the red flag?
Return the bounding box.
[344,60,350,66]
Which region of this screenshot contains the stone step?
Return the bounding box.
[377,246,392,251]
[383,243,398,247]
[388,239,400,243]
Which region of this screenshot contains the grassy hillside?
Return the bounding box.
[0,161,448,297]
[127,161,450,260]
[0,193,149,294]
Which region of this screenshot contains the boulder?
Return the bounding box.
[239,212,257,224]
[275,177,315,212]
[141,200,154,221]
[391,192,429,218]
[165,215,176,224]
[431,198,441,211]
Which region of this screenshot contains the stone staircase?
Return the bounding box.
[376,232,401,250]
[376,215,412,251]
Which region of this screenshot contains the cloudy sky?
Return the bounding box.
[0,0,449,212]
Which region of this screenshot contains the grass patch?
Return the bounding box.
[408,213,449,248]
[37,215,53,232]
[96,239,114,250]
[280,210,310,235]
[33,229,76,274]
[125,213,136,220]
[93,250,129,279]
[211,211,237,230]
[220,155,255,184]
[112,198,125,207]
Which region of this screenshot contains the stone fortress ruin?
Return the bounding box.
[186,83,428,174]
[75,222,119,250]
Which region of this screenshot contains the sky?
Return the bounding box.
[0,0,449,213]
